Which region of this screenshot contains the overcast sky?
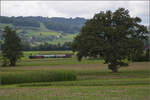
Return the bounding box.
[1,1,149,25]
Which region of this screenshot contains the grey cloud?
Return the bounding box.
[1,1,149,25]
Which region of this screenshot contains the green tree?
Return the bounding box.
[1,26,23,66]
[72,8,148,72]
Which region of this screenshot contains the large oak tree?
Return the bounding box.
[72,8,149,72]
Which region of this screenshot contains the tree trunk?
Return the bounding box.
[112,66,118,73]
[108,63,118,73]
[9,59,16,66]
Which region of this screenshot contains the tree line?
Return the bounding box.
[0,16,86,33]
[0,16,40,27]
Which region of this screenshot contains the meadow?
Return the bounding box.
[0,51,149,100]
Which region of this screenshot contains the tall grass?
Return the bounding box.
[1,71,76,85]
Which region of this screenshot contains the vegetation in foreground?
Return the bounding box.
[1,70,76,85]
[0,50,149,100]
[0,84,149,100]
[72,8,149,73]
[1,26,23,66]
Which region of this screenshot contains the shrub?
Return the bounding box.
[132,49,149,62]
[1,71,77,85]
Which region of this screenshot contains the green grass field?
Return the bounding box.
[0,51,150,100]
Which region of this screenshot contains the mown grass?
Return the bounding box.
[0,85,149,100]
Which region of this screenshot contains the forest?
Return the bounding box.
[0,16,86,33]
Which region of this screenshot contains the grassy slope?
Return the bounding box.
[0,23,13,29]
[26,23,61,36]
[49,34,76,44]
[0,23,77,45]
[0,51,149,100]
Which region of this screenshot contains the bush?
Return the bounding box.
[1,71,77,85]
[132,49,149,62]
[0,56,9,67]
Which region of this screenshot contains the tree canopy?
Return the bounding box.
[1,26,23,66]
[72,8,149,72]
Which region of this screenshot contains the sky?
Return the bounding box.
[1,1,149,25]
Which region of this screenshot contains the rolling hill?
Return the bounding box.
[0,16,86,46]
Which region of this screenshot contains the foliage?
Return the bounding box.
[0,16,86,33]
[72,8,149,72]
[1,26,23,66]
[44,21,81,33]
[1,71,76,85]
[132,48,149,61]
[0,16,40,27]
[0,56,9,66]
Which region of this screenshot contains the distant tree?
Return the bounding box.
[72,8,149,72]
[1,26,23,66]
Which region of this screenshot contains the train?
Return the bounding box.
[29,54,73,59]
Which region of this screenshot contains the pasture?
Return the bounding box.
[0,51,149,100]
